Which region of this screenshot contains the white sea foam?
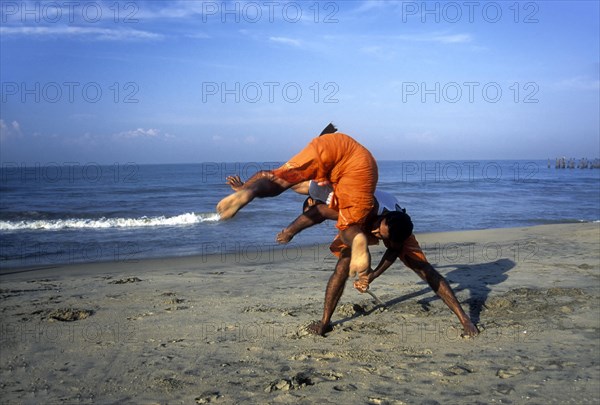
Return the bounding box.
[0,212,221,231]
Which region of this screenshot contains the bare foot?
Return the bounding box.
[226,175,244,191]
[461,322,480,338]
[216,189,253,220]
[349,233,369,277]
[306,321,333,336]
[353,270,370,293]
[276,229,294,244]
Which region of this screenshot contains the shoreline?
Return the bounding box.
[1,222,598,403]
[2,221,598,274]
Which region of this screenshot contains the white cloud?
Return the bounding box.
[212,134,257,144]
[66,132,98,147]
[360,45,396,60]
[1,124,173,146]
[359,32,471,59]
[333,31,474,58]
[0,26,163,41]
[353,0,396,13]
[114,128,173,140]
[136,1,207,19]
[402,131,438,145]
[348,0,414,17]
[394,32,472,44]
[184,32,211,39]
[269,36,302,47]
[68,113,97,121]
[554,76,600,91]
[0,119,23,142]
[431,34,472,44]
[11,121,20,132]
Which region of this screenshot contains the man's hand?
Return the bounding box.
[353,269,372,293]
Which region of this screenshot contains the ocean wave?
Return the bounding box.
[0,212,221,231]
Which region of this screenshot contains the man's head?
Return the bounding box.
[371,210,413,244]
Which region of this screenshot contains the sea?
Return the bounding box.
[1,160,599,268]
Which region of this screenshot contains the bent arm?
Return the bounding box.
[369,248,398,282]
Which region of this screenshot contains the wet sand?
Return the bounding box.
[1,223,599,404]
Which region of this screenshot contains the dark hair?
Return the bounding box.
[302,197,323,213]
[384,210,413,243]
[319,123,338,136]
[302,197,312,212]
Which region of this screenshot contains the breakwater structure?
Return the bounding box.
[549,157,600,169]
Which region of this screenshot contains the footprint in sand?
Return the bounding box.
[265,372,314,392]
[48,308,94,322]
[109,277,143,284]
[195,391,222,403]
[497,368,524,379]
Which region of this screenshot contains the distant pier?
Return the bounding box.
[548,157,600,169]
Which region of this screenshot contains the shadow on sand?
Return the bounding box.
[337,258,515,326]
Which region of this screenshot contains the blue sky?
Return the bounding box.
[1,0,599,164]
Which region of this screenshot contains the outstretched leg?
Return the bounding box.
[216,172,292,219]
[404,255,479,337]
[308,250,351,336]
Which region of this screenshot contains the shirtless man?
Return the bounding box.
[217,125,378,285]
[276,184,478,337]
[325,210,479,337]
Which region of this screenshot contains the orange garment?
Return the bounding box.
[272,133,378,231]
[396,234,428,266]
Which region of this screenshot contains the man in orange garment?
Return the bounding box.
[216,124,378,284]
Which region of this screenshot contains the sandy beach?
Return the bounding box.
[1,223,598,404]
